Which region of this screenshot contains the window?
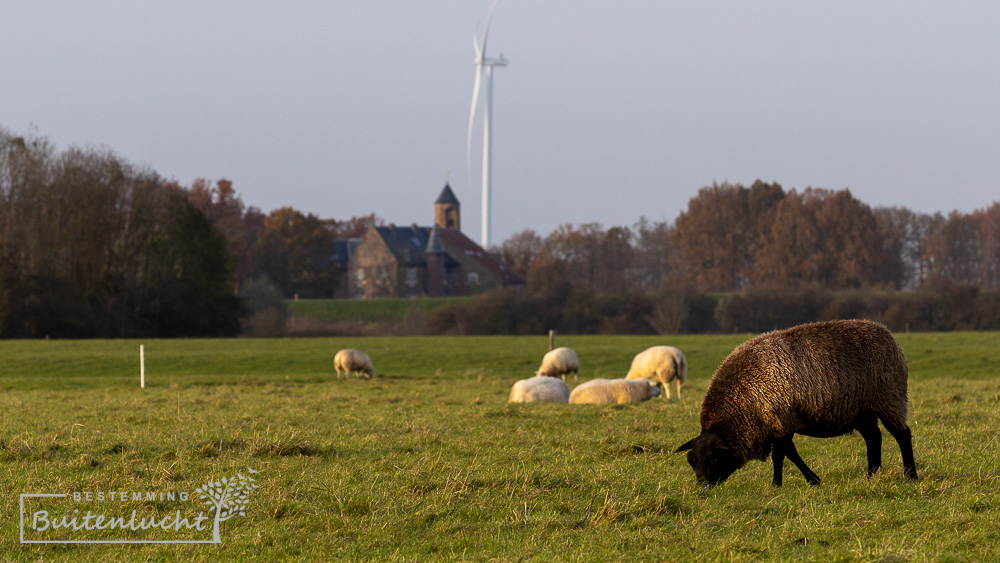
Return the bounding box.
[406,268,418,288]
[467,272,480,284]
[355,269,365,288]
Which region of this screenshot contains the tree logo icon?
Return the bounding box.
[193,467,260,543]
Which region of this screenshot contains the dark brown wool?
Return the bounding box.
[677,319,917,485]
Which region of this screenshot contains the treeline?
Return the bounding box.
[5,125,1000,337]
[427,180,1000,335]
[418,277,1000,336]
[0,129,240,337]
[0,127,377,337]
[496,180,1000,295]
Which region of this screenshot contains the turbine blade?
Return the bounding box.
[473,33,481,60]
[479,0,501,58]
[467,65,483,182]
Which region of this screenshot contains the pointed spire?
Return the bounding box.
[435,183,460,205]
[425,225,445,254]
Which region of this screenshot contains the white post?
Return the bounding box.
[140,345,145,389]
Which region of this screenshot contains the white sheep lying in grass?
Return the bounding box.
[334,348,375,379]
[569,378,661,404]
[508,375,571,403]
[626,345,687,399]
[536,347,580,381]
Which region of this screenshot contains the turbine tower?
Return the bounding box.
[468,0,507,249]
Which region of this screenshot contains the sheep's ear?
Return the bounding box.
[675,439,695,453]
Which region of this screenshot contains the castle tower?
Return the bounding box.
[424,225,447,297]
[434,183,461,231]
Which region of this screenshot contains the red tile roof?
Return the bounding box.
[437,228,525,285]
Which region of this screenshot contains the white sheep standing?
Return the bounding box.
[508,375,571,403]
[625,346,687,399]
[334,348,375,379]
[536,347,580,381]
[569,377,661,405]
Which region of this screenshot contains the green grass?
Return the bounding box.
[2,332,999,561]
[286,297,471,323]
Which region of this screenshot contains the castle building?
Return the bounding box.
[342,184,523,299]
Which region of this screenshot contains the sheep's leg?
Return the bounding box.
[662,374,671,399]
[857,420,882,477]
[882,419,918,480]
[771,440,786,486]
[783,437,821,485]
[676,379,682,400]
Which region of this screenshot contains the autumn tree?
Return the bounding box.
[875,207,934,290]
[631,217,676,291]
[497,229,544,278]
[327,213,381,239]
[186,178,265,291]
[975,202,1000,289]
[594,226,635,294]
[255,207,338,298]
[925,210,982,285]
[672,181,784,291]
[754,188,897,289]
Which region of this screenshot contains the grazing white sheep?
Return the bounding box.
[569,378,661,405]
[536,347,580,381]
[334,348,375,379]
[508,375,571,403]
[626,346,687,399]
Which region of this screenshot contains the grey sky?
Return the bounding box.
[3,2,999,244]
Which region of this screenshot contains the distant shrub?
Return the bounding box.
[648,287,717,334]
[715,287,828,333]
[241,276,288,337]
[974,291,1000,329]
[289,284,1000,336]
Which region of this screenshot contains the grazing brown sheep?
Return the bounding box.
[676,319,917,486]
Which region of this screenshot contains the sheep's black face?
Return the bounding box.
[676,432,743,485]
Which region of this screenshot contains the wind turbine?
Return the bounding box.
[467,0,507,249]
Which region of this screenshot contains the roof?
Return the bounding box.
[425,226,445,254]
[434,183,460,205]
[358,223,524,285]
[375,225,459,267]
[333,238,361,267]
[437,229,525,285]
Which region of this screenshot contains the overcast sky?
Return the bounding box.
[3,1,999,245]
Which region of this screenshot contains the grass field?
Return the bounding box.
[2,332,999,561]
